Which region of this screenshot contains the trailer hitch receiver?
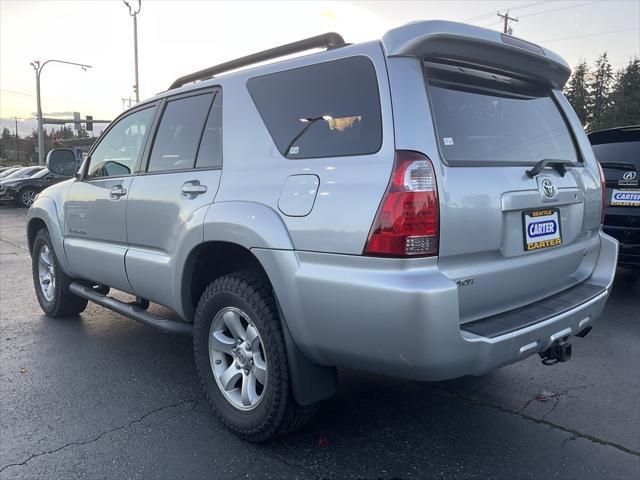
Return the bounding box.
[539,338,572,366]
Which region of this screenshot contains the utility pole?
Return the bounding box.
[497,10,519,35]
[14,116,20,163]
[30,59,92,165]
[123,0,141,102]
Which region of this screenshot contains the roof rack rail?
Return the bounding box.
[169,32,346,90]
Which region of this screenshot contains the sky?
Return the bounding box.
[1,0,639,136]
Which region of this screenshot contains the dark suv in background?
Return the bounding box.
[589,126,640,268]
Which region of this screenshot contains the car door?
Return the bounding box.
[125,89,223,308]
[39,171,61,189]
[63,104,157,292]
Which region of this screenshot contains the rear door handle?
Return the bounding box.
[110,186,127,198]
[181,181,208,196]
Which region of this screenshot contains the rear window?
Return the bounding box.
[590,129,640,171]
[247,56,382,159]
[591,141,640,167]
[425,62,579,165]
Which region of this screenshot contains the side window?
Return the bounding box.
[246,56,382,159]
[147,93,213,172]
[195,92,222,169]
[87,107,155,178]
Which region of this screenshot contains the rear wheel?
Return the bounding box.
[19,188,38,208]
[31,228,88,317]
[193,271,318,442]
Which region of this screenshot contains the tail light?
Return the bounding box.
[596,161,606,224]
[364,151,439,257]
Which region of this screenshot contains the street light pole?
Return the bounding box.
[133,13,139,102]
[30,59,92,166]
[123,0,142,102]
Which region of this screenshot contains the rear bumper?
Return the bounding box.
[255,231,618,382]
[603,224,640,266]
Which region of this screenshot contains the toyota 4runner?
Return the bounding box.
[27,21,618,441]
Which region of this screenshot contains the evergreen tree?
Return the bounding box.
[588,53,614,131]
[75,127,89,138]
[564,60,590,126]
[608,57,640,127]
[0,127,12,158]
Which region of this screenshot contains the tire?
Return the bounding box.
[19,188,38,208]
[31,228,88,317]
[193,271,318,442]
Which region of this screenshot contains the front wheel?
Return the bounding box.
[19,188,38,208]
[193,271,318,442]
[31,228,88,317]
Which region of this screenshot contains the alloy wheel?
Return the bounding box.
[208,307,268,410]
[37,245,56,302]
[21,190,36,206]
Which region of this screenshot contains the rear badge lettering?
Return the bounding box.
[456,277,474,287]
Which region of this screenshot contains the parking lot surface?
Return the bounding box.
[0,206,638,479]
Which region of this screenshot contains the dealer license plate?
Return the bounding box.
[611,189,640,207]
[523,209,562,252]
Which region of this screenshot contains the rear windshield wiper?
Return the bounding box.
[526,158,573,178]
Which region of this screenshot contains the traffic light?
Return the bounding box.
[73,112,81,131]
[86,115,93,132]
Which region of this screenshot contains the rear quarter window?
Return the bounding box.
[247,56,382,159]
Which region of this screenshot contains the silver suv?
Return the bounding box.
[27,21,618,441]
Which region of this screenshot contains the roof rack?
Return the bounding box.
[169,32,346,90]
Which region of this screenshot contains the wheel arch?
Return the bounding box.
[180,201,295,320]
[25,197,72,274]
[179,201,336,405]
[181,241,270,322]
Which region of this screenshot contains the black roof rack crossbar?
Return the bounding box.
[169,32,346,90]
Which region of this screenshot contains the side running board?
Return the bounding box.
[69,282,193,336]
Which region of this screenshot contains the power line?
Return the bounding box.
[518,0,602,18]
[0,89,93,104]
[538,27,639,43]
[478,20,503,28]
[0,89,34,97]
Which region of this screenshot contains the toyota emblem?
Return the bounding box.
[541,178,556,199]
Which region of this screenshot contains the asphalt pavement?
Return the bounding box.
[1,205,639,479]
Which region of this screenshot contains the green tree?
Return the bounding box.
[564,59,590,126]
[588,53,614,131]
[75,127,89,139]
[608,57,640,127]
[0,127,12,159]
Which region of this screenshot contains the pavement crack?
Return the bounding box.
[425,384,640,458]
[562,435,578,447]
[0,238,28,253]
[0,398,197,473]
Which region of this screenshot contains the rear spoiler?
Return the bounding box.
[382,20,571,89]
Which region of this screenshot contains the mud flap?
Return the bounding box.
[275,297,337,406]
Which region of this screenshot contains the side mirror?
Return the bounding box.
[46,149,77,177]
